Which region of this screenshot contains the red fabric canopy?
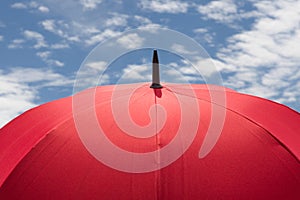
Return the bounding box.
[0,83,299,199]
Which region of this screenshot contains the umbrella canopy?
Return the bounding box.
[0,81,299,199]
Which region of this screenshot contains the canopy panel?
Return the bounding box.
[0,83,299,199]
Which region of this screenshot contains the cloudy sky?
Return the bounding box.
[0,0,300,127]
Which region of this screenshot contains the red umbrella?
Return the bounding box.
[0,51,299,199]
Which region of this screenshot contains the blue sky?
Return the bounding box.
[0,0,299,127]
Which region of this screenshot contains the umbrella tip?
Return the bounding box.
[150,49,163,89]
[152,49,158,63]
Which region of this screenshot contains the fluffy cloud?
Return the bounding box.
[121,64,151,82]
[139,0,189,13]
[40,19,57,33]
[11,2,50,13]
[40,20,74,41]
[8,39,25,49]
[134,15,152,25]
[116,33,145,49]
[23,30,48,49]
[196,0,262,27]
[50,43,70,49]
[75,61,109,89]
[38,6,49,13]
[171,43,197,55]
[79,0,103,10]
[193,28,216,45]
[116,60,206,85]
[11,2,27,9]
[215,0,300,107]
[105,13,128,27]
[197,0,238,24]
[36,51,64,67]
[85,29,122,46]
[37,7,160,48]
[40,19,125,46]
[0,67,73,127]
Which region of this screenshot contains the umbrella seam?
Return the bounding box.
[166,87,299,162]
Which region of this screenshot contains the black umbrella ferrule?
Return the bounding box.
[150,50,163,89]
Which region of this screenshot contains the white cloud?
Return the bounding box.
[105,13,128,27]
[138,23,166,33]
[196,0,263,27]
[85,29,122,46]
[134,15,152,25]
[191,58,219,78]
[75,61,109,88]
[80,0,103,10]
[50,60,64,67]
[0,35,3,42]
[11,2,27,9]
[117,60,206,84]
[240,84,279,99]
[36,5,159,48]
[214,0,300,107]
[40,20,85,45]
[171,43,197,55]
[0,83,36,128]
[218,0,300,67]
[36,51,65,67]
[11,2,50,13]
[4,67,71,85]
[0,67,72,127]
[116,33,144,49]
[139,0,189,13]
[197,0,238,24]
[36,51,51,59]
[8,39,25,49]
[211,58,237,73]
[121,64,151,82]
[40,19,56,32]
[163,62,202,82]
[50,43,70,49]
[68,36,80,42]
[278,81,300,104]
[193,28,216,45]
[40,20,69,39]
[41,18,126,46]
[23,30,48,49]
[38,6,49,13]
[85,61,107,71]
[193,28,208,34]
